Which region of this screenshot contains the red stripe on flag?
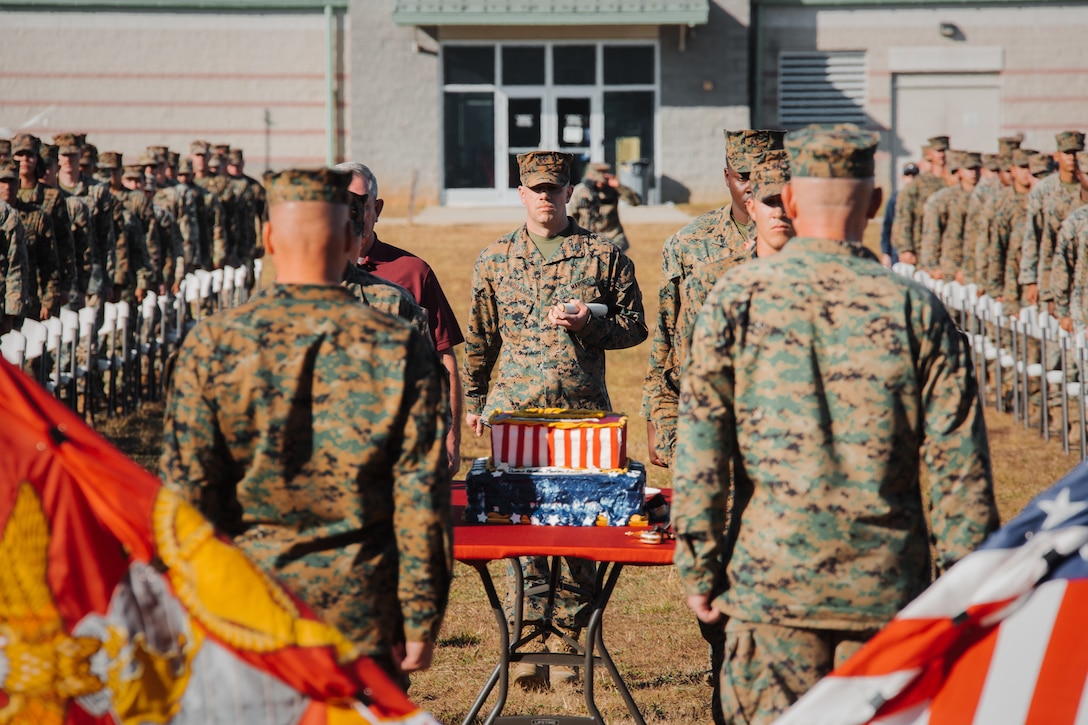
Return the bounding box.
[1025,582,1088,724]
[924,622,1000,723]
[531,425,540,467]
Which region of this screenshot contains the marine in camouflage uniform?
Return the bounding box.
[567,162,642,251]
[0,139,10,165]
[673,125,999,724]
[463,150,646,687]
[641,129,784,468]
[228,148,267,270]
[54,133,114,304]
[984,150,1047,304]
[1019,130,1086,310]
[148,147,200,282]
[189,142,232,269]
[0,198,30,328]
[195,144,245,268]
[890,135,950,261]
[970,137,1021,284]
[0,162,59,318]
[13,135,77,306]
[97,152,156,301]
[677,150,793,381]
[920,150,981,279]
[1047,151,1088,328]
[160,167,452,679]
[961,151,1003,284]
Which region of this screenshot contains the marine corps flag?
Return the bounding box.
[0,358,437,724]
[777,463,1088,725]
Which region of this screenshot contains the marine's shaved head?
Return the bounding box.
[782,177,882,243]
[265,201,353,285]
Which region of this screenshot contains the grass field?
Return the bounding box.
[101,209,1082,724]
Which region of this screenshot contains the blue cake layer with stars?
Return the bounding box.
[464,458,646,526]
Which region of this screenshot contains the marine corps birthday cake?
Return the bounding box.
[464,408,646,526]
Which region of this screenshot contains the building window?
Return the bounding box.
[778,51,867,127]
[442,41,657,198]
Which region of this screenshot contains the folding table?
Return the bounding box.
[451,484,674,725]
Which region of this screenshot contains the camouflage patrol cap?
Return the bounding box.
[80,143,98,165]
[190,140,211,155]
[784,123,878,179]
[959,151,982,170]
[168,151,180,168]
[586,161,611,180]
[0,162,17,181]
[995,152,1013,170]
[0,139,10,161]
[136,152,158,167]
[144,147,165,165]
[982,153,1000,172]
[122,164,145,181]
[945,150,964,173]
[997,135,1023,153]
[177,158,194,175]
[72,133,87,148]
[749,149,790,201]
[1012,148,1037,168]
[98,151,121,170]
[11,133,40,156]
[265,167,351,206]
[927,135,950,151]
[725,129,787,173]
[517,150,573,187]
[1056,131,1085,153]
[207,153,222,169]
[1029,152,1052,177]
[148,144,169,159]
[52,133,80,155]
[40,144,58,166]
[213,143,231,156]
[228,148,245,165]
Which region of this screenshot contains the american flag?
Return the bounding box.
[777,464,1088,725]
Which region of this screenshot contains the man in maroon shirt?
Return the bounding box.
[336,162,465,475]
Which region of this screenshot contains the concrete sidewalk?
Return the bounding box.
[386,203,693,226]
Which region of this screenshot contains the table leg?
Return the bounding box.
[584,562,646,725]
[462,561,513,725]
[461,557,648,725]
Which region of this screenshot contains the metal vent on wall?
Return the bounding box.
[778,51,867,127]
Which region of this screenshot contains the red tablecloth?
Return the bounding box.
[451,482,674,566]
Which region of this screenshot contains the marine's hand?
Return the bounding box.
[466,413,485,437]
[686,593,723,625]
[898,251,917,265]
[646,419,667,468]
[1024,283,1039,305]
[549,299,590,332]
[397,640,435,673]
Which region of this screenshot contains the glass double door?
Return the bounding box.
[498,90,599,202]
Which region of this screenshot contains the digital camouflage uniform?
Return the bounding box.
[228,149,267,268]
[342,262,431,340]
[986,185,1031,304]
[18,183,75,304]
[890,135,950,258]
[463,151,647,638]
[920,153,979,277]
[153,175,201,278]
[194,173,239,268]
[567,164,641,252]
[0,199,30,320]
[963,171,1001,284]
[62,195,97,304]
[673,125,999,724]
[1048,151,1088,324]
[1020,131,1087,303]
[463,225,647,416]
[9,196,60,318]
[641,130,783,466]
[161,169,452,675]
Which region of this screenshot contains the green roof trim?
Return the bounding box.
[392,1,709,26]
[0,0,345,8]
